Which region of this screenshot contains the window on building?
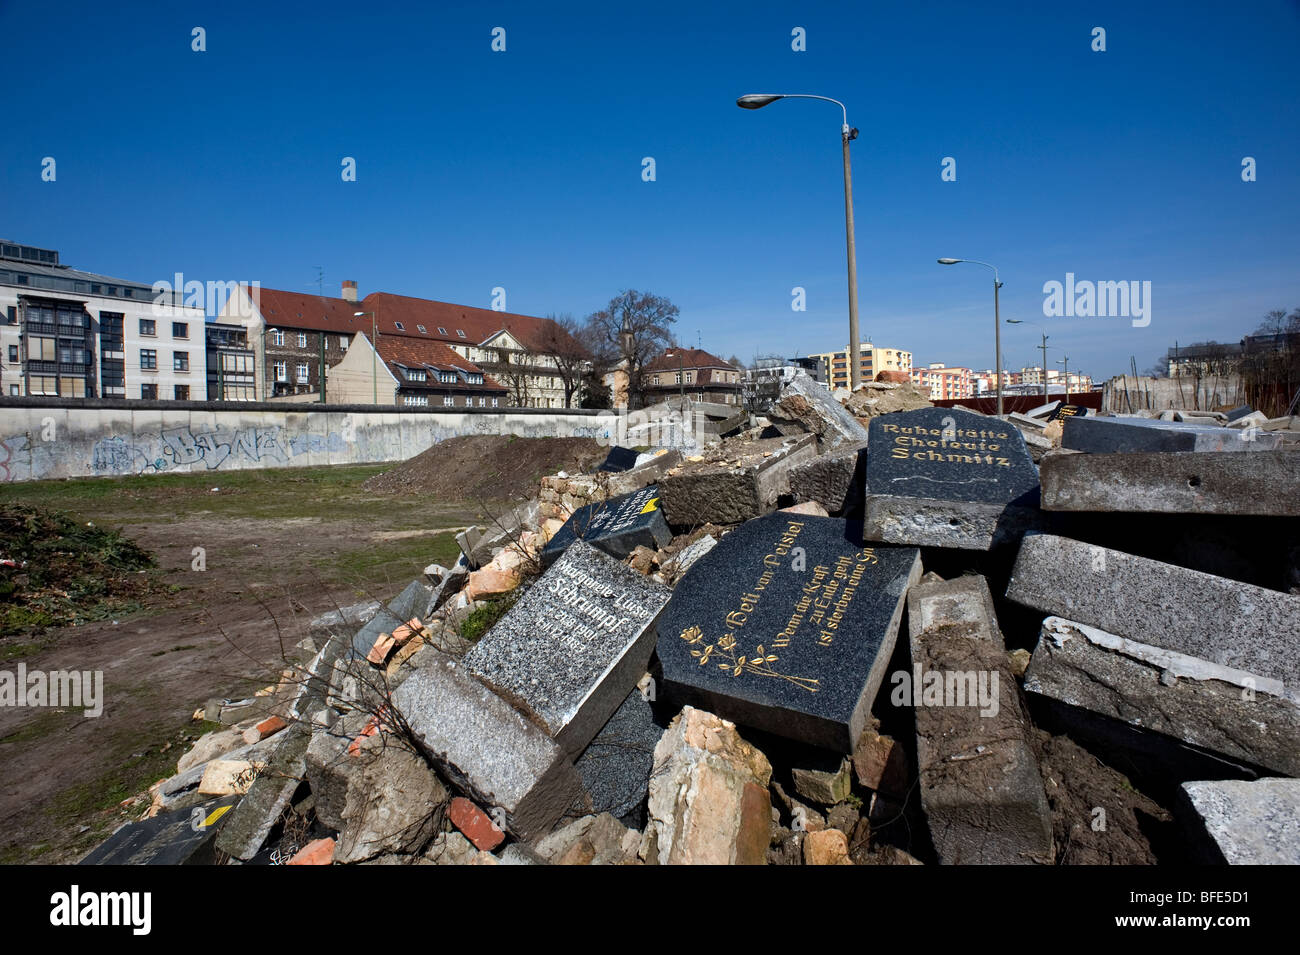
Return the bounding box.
[457,329,466,338]
[140,349,157,370]
[443,395,454,407]
[274,361,287,382]
[340,336,348,350]
[172,322,188,338]
[6,306,16,325]
[394,322,405,331]
[141,383,157,399]
[174,385,190,400]
[417,325,427,334]
[404,394,429,406]
[296,362,309,381]
[297,332,307,348]
[271,329,284,346]
[140,318,156,336]
[491,397,499,408]
[408,369,426,382]
[652,375,660,385]
[7,345,16,362]
[8,384,17,395]
[173,351,189,371]
[478,396,485,407]
[437,327,447,335]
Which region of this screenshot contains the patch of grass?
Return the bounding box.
[329,531,460,586]
[0,709,74,746]
[0,637,50,661]
[460,590,520,643]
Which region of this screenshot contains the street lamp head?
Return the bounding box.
[937,258,962,265]
[1006,319,1023,324]
[737,94,783,109]
[354,311,365,317]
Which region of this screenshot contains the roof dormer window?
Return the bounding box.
[393,321,405,331]
[417,325,427,334]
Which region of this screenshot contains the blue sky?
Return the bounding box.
[2,0,1297,380]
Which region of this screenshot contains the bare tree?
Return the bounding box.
[586,290,679,408]
[536,314,591,408]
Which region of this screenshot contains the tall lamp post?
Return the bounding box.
[1006,319,1050,404]
[354,310,379,404]
[738,93,863,389]
[1056,356,1070,402]
[938,258,1003,415]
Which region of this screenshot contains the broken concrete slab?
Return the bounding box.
[391,646,583,839]
[864,408,1042,550]
[1062,415,1283,453]
[335,735,449,864]
[657,513,921,753]
[1040,450,1300,516]
[215,725,310,861]
[457,499,540,568]
[907,574,1002,644]
[905,575,1054,865]
[658,433,817,526]
[1179,778,1300,864]
[1007,533,1300,687]
[1025,617,1300,777]
[464,541,671,757]
[533,812,640,865]
[770,371,870,452]
[788,441,867,517]
[641,706,772,865]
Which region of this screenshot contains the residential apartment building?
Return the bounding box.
[910,363,974,400]
[0,240,206,400]
[217,282,585,407]
[328,334,506,407]
[205,323,257,401]
[804,343,912,389]
[641,348,744,405]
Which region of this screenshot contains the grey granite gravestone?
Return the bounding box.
[540,484,672,567]
[863,408,1041,550]
[464,541,672,757]
[656,512,921,753]
[574,685,670,828]
[391,646,582,839]
[1062,415,1282,453]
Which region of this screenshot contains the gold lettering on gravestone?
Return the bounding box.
[677,521,885,695]
[880,423,1012,466]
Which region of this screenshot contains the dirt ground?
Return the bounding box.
[362,435,605,501]
[0,464,479,863]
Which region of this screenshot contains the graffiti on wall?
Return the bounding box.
[87,425,350,476]
[0,432,60,483]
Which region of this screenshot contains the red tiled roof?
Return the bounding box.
[372,336,505,393]
[643,347,735,373]
[246,286,587,358]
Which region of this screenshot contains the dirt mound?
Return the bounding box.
[0,504,158,637]
[362,436,606,502]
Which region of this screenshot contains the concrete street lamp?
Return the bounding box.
[739,93,863,389]
[939,258,1004,415]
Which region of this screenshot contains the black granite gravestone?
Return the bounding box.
[597,446,640,472]
[79,796,239,865]
[1048,404,1088,421]
[863,407,1041,549]
[656,513,920,753]
[464,541,672,757]
[541,484,672,567]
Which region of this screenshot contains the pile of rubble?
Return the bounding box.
[85,374,1300,866]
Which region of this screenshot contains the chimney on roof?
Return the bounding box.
[342,280,358,303]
